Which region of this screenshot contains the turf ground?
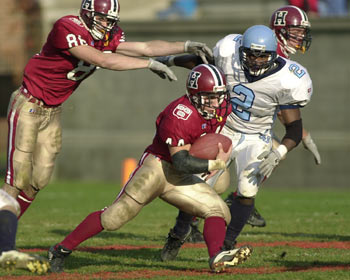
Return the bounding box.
[1,181,349,279]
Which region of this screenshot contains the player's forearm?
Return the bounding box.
[101,53,150,70]
[173,54,202,69]
[281,119,303,152]
[117,41,186,57]
[69,45,149,70]
[142,40,185,57]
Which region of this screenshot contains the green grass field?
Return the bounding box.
[1,181,350,279]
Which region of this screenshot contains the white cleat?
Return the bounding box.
[209,245,253,273]
[0,250,50,274]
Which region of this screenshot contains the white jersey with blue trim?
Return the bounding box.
[213,34,313,134]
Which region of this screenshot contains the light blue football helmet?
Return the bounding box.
[239,25,278,76]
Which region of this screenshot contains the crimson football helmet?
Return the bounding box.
[186,64,229,120]
[80,0,120,41]
[270,5,312,55]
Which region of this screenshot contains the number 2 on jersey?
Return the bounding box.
[231,84,255,121]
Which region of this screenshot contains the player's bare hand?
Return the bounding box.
[184,41,213,64]
[148,58,177,81]
[216,142,232,163]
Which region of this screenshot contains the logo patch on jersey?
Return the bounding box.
[187,71,201,89]
[202,123,207,129]
[173,104,193,120]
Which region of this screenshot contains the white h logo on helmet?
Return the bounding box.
[187,71,201,89]
[274,11,288,26]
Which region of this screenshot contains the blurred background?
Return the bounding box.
[0,0,349,188]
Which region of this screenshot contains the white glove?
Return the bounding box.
[257,145,288,179]
[184,40,213,64]
[148,59,177,81]
[302,133,321,165]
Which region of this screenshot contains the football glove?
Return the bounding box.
[184,40,213,64]
[257,145,288,179]
[302,133,321,165]
[148,58,177,81]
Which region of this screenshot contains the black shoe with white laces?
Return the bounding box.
[47,244,72,273]
[246,207,266,227]
[224,192,266,228]
[187,222,204,243]
[160,228,191,261]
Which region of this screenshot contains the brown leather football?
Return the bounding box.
[189,133,232,160]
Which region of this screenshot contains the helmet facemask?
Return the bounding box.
[189,88,230,120]
[239,46,277,76]
[280,26,312,54]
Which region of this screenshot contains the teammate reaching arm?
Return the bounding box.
[1,0,213,221]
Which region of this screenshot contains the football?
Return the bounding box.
[189,133,232,160]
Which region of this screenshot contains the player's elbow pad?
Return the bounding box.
[171,150,209,174]
[282,119,303,146]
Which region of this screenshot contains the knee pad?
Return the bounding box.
[203,196,231,225]
[0,189,20,217]
[101,193,143,231]
[237,173,259,198]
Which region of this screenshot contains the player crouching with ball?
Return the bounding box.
[48,64,252,273]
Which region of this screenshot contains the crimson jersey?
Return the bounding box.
[145,95,230,162]
[22,15,125,106]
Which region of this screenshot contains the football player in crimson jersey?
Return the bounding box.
[156,5,320,240]
[158,24,313,260]
[48,64,252,273]
[1,0,214,220]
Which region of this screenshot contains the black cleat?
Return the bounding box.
[221,239,237,251]
[47,244,72,273]
[187,220,204,243]
[160,228,191,261]
[209,245,253,273]
[224,192,266,228]
[246,207,266,227]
